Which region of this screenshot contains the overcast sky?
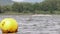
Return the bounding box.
[12,0,43,2]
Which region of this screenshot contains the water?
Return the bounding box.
[0,15,60,34]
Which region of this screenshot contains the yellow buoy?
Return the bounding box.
[0,18,18,33]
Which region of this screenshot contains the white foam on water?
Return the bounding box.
[32,14,52,16]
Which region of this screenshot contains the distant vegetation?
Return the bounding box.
[0,0,60,14]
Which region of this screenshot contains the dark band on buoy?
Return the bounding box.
[2,29,18,33]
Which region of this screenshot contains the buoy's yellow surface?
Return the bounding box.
[0,18,18,33]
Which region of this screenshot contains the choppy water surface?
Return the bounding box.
[0,15,60,34]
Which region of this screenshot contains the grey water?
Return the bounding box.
[0,15,60,34]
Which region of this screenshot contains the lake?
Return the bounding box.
[0,14,60,34]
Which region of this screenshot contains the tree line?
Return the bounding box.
[0,0,60,14]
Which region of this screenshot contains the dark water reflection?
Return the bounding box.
[2,33,16,34]
[0,15,60,34]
